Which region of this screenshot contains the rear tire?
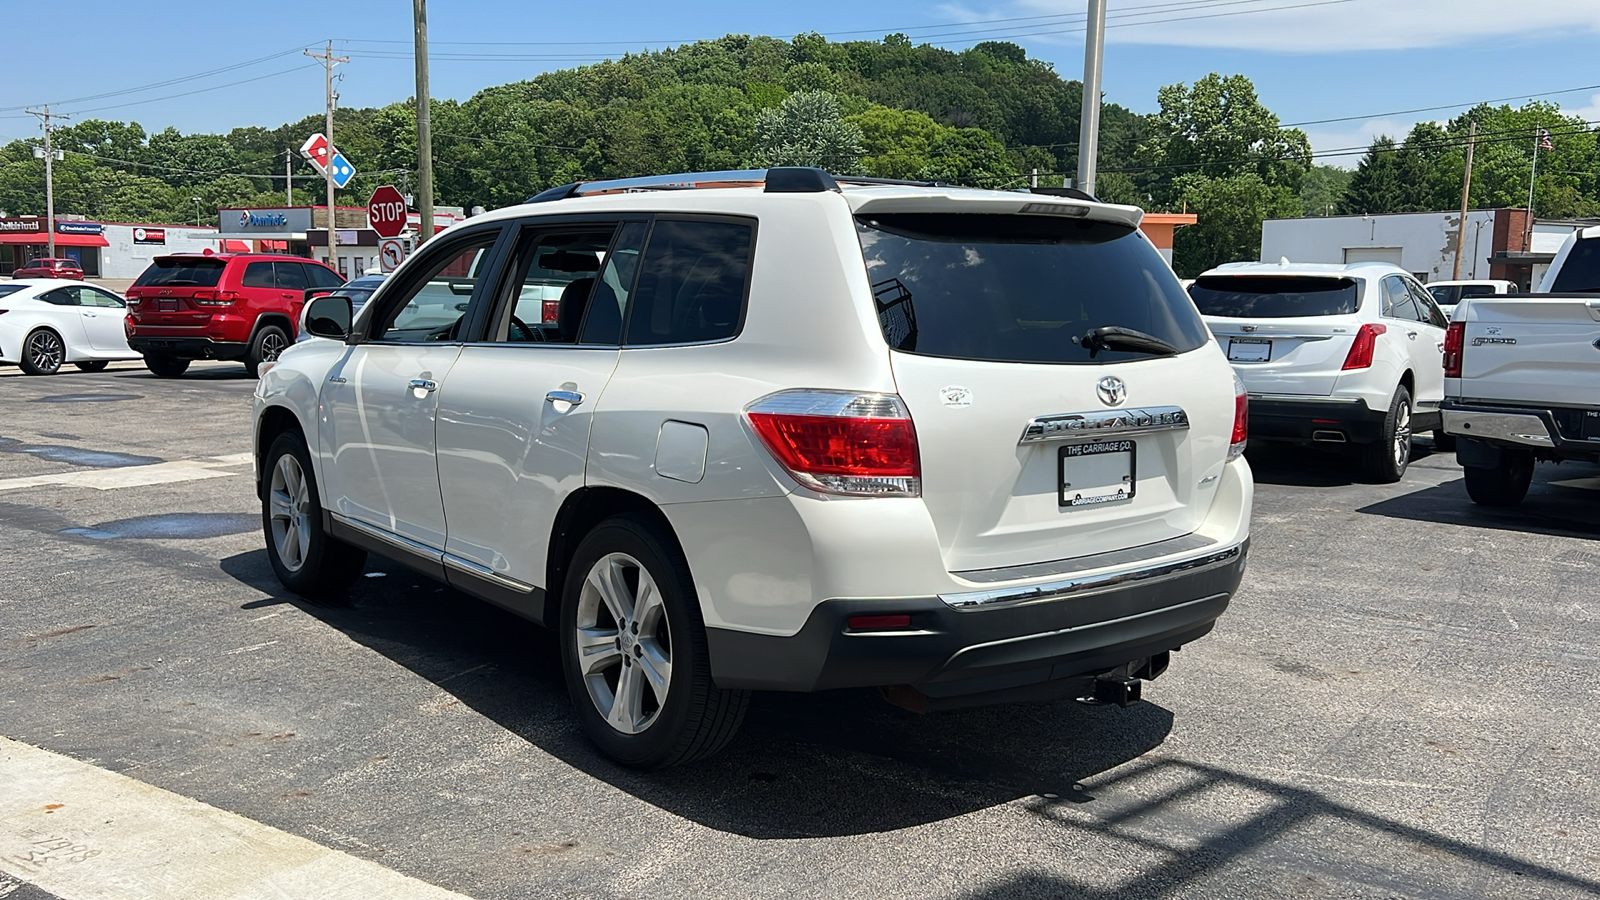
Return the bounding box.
[143,355,190,377]
[260,430,367,600]
[1359,386,1412,483]
[559,514,748,769]
[1463,451,1534,507]
[19,328,64,376]
[246,324,289,377]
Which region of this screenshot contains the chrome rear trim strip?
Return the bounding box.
[1019,405,1189,445]
[954,533,1217,584]
[939,542,1244,611]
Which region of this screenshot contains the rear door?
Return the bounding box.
[1403,278,1448,408]
[1192,275,1364,396]
[856,213,1234,572]
[273,262,310,334]
[436,218,646,591]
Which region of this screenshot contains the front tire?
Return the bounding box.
[1463,450,1534,507]
[1359,386,1412,483]
[246,324,289,377]
[143,354,190,377]
[559,515,748,769]
[260,430,367,600]
[19,328,64,376]
[74,360,110,373]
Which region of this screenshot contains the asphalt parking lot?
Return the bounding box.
[2,360,1598,899]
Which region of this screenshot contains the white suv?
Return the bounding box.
[254,168,1253,768]
[1191,262,1450,482]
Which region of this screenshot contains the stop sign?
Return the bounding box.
[367,185,408,238]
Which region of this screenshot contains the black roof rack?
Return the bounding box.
[523,167,977,203]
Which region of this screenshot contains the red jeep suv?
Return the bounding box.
[12,257,85,280]
[125,254,344,377]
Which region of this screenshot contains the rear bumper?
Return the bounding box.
[1442,401,1600,462]
[705,539,1248,700]
[1247,394,1387,443]
[128,336,249,361]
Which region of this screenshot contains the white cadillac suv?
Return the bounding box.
[254,168,1253,768]
[1191,261,1450,482]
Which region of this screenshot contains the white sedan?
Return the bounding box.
[0,280,142,376]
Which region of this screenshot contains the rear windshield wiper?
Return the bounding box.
[1081,325,1179,358]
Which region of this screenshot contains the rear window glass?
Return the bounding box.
[855,214,1209,364]
[1190,276,1359,318]
[133,258,226,288]
[1550,238,1600,293]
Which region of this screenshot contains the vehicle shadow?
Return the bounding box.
[1244,438,1448,488]
[219,549,1174,839]
[113,366,256,382]
[946,755,1600,899]
[1357,463,1600,539]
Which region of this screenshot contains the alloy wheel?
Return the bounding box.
[573,552,673,735]
[267,453,312,572]
[26,331,63,374]
[1392,400,1412,469]
[261,330,288,363]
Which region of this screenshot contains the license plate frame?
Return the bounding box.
[1059,440,1137,508]
[1583,410,1600,441]
[1227,338,1271,362]
[157,299,179,312]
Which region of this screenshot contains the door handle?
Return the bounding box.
[545,389,585,406]
[409,378,438,393]
[1406,331,1418,339]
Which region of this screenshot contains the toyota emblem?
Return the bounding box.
[1096,376,1127,407]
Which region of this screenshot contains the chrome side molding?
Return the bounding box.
[1019,405,1188,445]
[940,542,1244,611]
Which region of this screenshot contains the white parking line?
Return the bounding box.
[0,737,472,900]
[0,454,253,493]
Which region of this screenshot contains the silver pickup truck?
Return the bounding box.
[1440,228,1600,506]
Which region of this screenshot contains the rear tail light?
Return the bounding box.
[1341,323,1386,370]
[542,299,560,324]
[1443,322,1465,378]
[193,290,240,306]
[745,390,920,497]
[1228,371,1248,462]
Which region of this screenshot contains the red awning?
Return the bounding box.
[0,232,109,247]
[223,240,252,252]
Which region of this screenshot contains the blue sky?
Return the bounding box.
[5,0,1600,168]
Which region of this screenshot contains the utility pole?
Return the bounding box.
[285,148,293,206]
[1076,0,1107,196]
[1452,120,1476,280]
[305,42,349,273]
[26,106,69,260]
[414,0,435,245]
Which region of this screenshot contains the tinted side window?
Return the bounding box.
[582,222,649,345]
[490,226,617,344]
[1550,238,1600,292]
[40,288,79,306]
[1407,280,1447,327]
[274,262,308,291]
[241,262,275,288]
[625,219,753,346]
[1380,277,1419,320]
[304,263,344,288]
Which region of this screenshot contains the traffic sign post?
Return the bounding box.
[366,185,408,238]
[379,238,407,273]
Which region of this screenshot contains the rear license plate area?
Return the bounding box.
[1059,440,1136,508]
[1583,411,1600,441]
[157,299,178,312]
[1227,338,1270,362]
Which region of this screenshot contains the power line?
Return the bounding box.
[68,65,324,117]
[0,46,313,113]
[1284,82,1600,127]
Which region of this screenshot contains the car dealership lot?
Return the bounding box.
[2,362,1598,899]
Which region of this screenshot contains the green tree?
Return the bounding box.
[1300,164,1353,216]
[749,91,863,172]
[1172,173,1299,277]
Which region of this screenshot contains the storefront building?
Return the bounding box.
[217,206,466,279]
[0,217,222,278]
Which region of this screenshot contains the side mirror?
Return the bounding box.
[303,294,352,340]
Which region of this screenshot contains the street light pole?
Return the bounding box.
[1076,0,1107,196]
